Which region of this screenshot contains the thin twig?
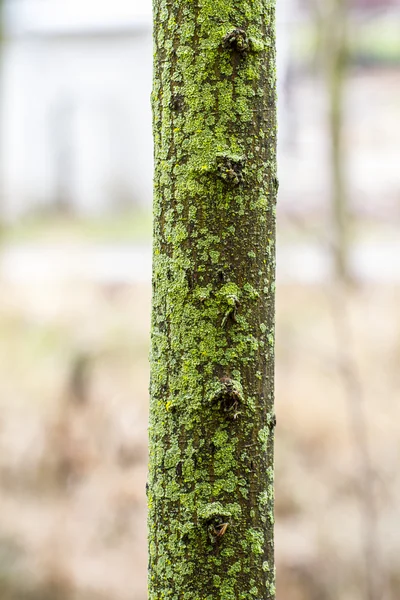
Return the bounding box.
[328,281,382,600]
[281,209,383,599]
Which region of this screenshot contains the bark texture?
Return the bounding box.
[148,1,277,598]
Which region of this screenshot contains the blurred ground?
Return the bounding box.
[0,282,150,600]
[0,280,399,600]
[0,69,399,600]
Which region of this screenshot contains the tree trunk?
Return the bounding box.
[327,0,350,281]
[149,1,277,598]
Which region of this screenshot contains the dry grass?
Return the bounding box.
[0,279,399,599]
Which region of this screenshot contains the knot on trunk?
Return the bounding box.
[216,155,244,186]
[223,28,249,55]
[208,520,229,544]
[171,93,184,112]
[209,377,243,419]
[268,413,277,430]
[198,502,232,545]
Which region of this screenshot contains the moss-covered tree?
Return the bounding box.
[148,1,277,598]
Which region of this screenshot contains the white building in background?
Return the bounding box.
[0,0,292,220]
[1,0,154,219]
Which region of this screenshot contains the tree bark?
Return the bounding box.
[148,1,277,598]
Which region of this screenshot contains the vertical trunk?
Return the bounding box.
[327,0,349,281]
[0,0,4,234]
[149,1,277,598]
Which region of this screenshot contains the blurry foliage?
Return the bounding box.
[295,17,400,68]
[352,19,400,65]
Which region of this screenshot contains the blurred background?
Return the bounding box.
[0,0,398,599]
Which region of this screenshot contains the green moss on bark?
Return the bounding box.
[149,0,277,598]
